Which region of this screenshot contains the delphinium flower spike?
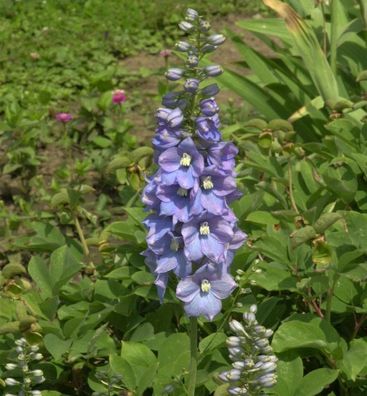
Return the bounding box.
[219,305,277,395]
[142,8,247,320]
[3,337,44,396]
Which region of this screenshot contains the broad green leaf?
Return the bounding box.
[272,353,303,396]
[339,338,367,381]
[296,368,339,396]
[272,314,341,355]
[250,262,297,291]
[110,354,136,391]
[44,334,72,361]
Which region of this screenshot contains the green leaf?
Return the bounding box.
[250,262,297,291]
[339,338,367,381]
[290,226,317,249]
[272,353,303,396]
[44,334,72,361]
[28,256,53,299]
[110,354,136,391]
[272,314,341,355]
[296,368,339,396]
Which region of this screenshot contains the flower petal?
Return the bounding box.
[184,292,222,321]
[159,147,180,172]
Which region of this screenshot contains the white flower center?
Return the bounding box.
[199,222,210,235]
[177,187,188,197]
[180,152,192,167]
[170,238,180,251]
[202,176,213,190]
[201,279,211,293]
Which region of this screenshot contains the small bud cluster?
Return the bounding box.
[3,338,44,396]
[142,8,246,321]
[219,305,277,395]
[91,370,123,396]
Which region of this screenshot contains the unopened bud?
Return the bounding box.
[165,68,184,81]
[179,21,194,32]
[208,34,226,46]
[204,65,223,77]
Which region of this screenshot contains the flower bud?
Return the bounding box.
[200,98,219,116]
[226,336,242,347]
[187,55,199,67]
[30,345,39,352]
[202,44,217,53]
[15,338,27,346]
[232,361,246,370]
[228,347,244,357]
[55,112,73,123]
[16,346,23,353]
[218,370,231,383]
[229,319,245,335]
[160,49,172,58]
[165,68,184,81]
[201,83,220,97]
[204,65,223,77]
[5,378,20,386]
[31,369,44,377]
[175,41,191,52]
[179,21,194,32]
[162,92,181,107]
[227,369,242,381]
[243,312,256,322]
[228,387,248,395]
[31,391,42,396]
[5,363,18,370]
[186,8,198,21]
[184,78,200,93]
[249,304,257,313]
[32,353,44,361]
[112,89,126,104]
[208,34,226,46]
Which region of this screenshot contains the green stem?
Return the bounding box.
[325,271,339,322]
[74,214,90,258]
[187,317,198,396]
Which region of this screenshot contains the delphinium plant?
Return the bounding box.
[2,338,44,396]
[142,8,247,395]
[219,305,277,395]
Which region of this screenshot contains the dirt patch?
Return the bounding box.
[119,13,275,140]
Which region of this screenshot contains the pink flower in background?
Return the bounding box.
[112,89,126,104]
[160,49,172,58]
[55,112,73,123]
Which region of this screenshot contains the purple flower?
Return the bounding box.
[144,215,172,247]
[155,235,192,278]
[55,112,72,123]
[206,141,238,172]
[196,116,221,142]
[200,98,219,116]
[182,213,234,263]
[176,264,237,320]
[195,166,237,215]
[142,177,160,210]
[159,138,204,189]
[112,89,126,104]
[156,107,184,129]
[157,184,201,223]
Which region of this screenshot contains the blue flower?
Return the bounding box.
[158,138,204,189]
[182,213,234,263]
[176,264,236,320]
